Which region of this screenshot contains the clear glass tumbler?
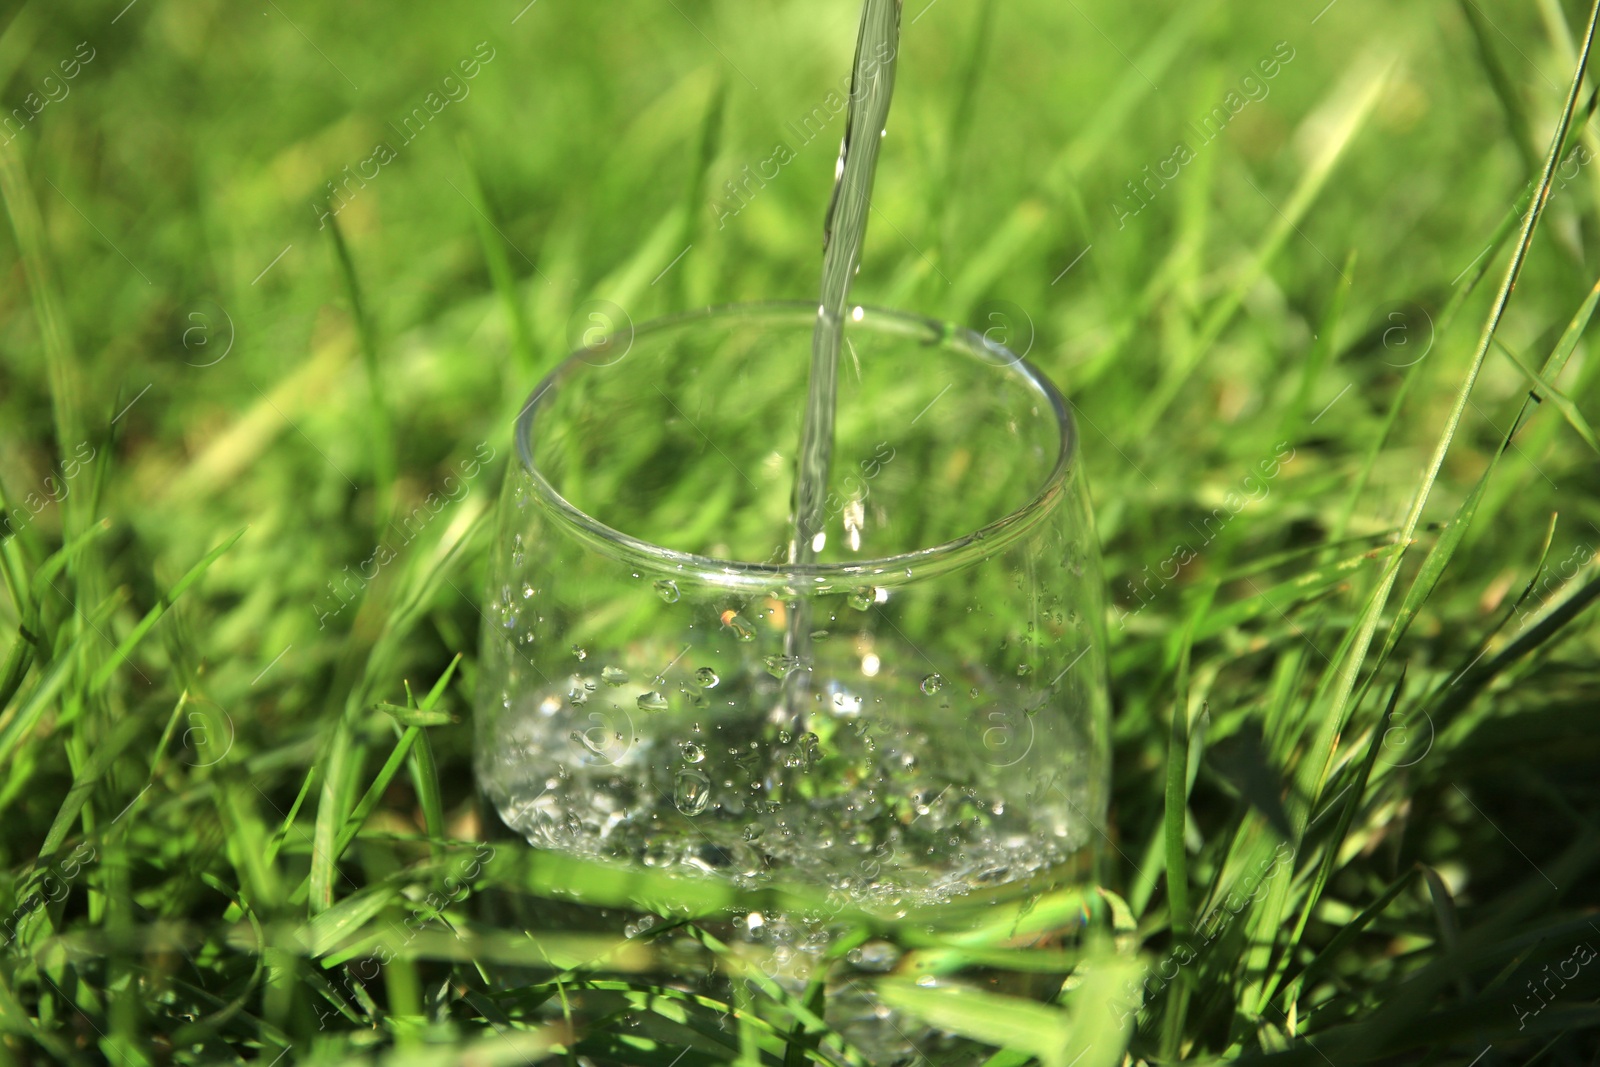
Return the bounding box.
[476,301,1109,922]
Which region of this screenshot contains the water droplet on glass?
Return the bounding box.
[674,768,711,816]
[830,688,864,715]
[694,667,719,689]
[567,688,589,707]
[920,673,945,695]
[572,646,587,661]
[743,824,764,841]
[968,686,980,699]
[654,579,680,603]
[1016,664,1033,677]
[681,741,705,763]
[848,586,875,610]
[637,691,670,712]
[601,666,629,686]
[521,584,536,599]
[778,730,792,744]
[765,654,803,679]
[810,629,830,640]
[571,731,604,758]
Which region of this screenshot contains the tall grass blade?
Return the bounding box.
[1292,0,1600,833]
[325,212,397,523]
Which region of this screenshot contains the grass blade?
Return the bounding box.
[0,133,83,526]
[88,527,247,691]
[1494,336,1600,453]
[1292,0,1600,833]
[325,212,397,524]
[1252,671,1406,1016]
[0,590,123,771]
[459,147,540,378]
[1138,57,1393,436]
[1458,0,1541,174]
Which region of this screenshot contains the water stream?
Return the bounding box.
[785,0,904,720]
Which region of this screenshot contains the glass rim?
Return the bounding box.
[513,300,1078,591]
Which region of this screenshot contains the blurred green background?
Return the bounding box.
[4,0,1600,1062]
[3,0,1594,612]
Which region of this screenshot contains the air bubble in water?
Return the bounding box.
[572,646,588,660]
[1016,664,1033,677]
[695,667,720,688]
[681,741,705,763]
[654,579,680,603]
[725,613,757,641]
[849,941,902,972]
[848,587,875,610]
[674,768,711,816]
[637,691,670,712]
[920,673,945,695]
[601,666,629,686]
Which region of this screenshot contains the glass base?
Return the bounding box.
[474,801,1093,1065]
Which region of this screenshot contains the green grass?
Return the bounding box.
[4,0,1600,1062]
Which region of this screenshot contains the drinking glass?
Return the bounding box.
[476,300,1109,930]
